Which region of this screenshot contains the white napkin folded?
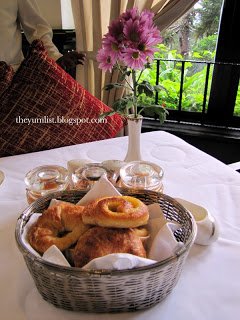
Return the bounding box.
[82,253,156,270]
[148,223,184,261]
[77,175,121,205]
[43,245,70,267]
[22,213,41,257]
[23,176,183,269]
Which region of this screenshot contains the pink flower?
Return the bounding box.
[123,18,142,44]
[96,8,167,121]
[122,48,147,70]
[146,26,163,46]
[139,10,155,29]
[108,19,124,42]
[96,48,116,72]
[120,8,139,22]
[97,7,163,72]
[139,45,156,63]
[137,30,162,56]
[102,34,122,61]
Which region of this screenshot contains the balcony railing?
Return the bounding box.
[145,58,240,129]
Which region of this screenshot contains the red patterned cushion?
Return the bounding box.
[0,40,123,157]
[0,62,14,96]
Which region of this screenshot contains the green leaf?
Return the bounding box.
[112,97,129,112]
[103,84,114,91]
[103,83,126,91]
[119,69,131,82]
[154,84,168,94]
[145,62,152,69]
[142,105,168,124]
[137,81,154,97]
[119,73,126,82]
[99,111,116,118]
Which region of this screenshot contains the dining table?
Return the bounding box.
[0,130,240,320]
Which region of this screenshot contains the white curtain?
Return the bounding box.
[71,0,198,106]
[61,0,75,29]
[154,0,199,30]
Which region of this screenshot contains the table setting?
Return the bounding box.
[0,6,239,319]
[0,130,240,320]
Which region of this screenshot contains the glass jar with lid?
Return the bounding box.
[71,163,109,190]
[119,161,164,192]
[25,165,69,204]
[67,159,92,188]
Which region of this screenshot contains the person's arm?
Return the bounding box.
[17,0,62,61]
[17,0,85,70]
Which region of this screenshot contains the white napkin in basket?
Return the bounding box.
[22,213,41,257]
[43,245,70,267]
[148,223,184,260]
[82,253,156,270]
[23,176,182,269]
[77,175,121,205]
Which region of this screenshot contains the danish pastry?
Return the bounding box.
[82,195,149,228]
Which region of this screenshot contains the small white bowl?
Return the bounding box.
[175,198,220,246]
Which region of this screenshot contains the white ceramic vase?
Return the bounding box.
[124,114,143,162]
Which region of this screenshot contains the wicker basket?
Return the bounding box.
[15,189,196,313]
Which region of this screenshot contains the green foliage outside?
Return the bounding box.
[139,0,240,118]
[139,43,240,116]
[235,82,240,115]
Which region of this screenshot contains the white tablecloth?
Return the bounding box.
[0,131,239,320]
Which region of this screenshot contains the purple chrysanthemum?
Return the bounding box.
[108,19,124,42]
[97,7,163,72]
[123,18,142,44]
[96,48,116,72]
[122,48,147,70]
[120,8,139,22]
[102,34,122,61]
[139,10,155,29]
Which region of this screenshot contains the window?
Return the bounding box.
[60,0,75,29]
[145,0,240,129]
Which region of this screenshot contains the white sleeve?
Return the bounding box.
[17,0,62,61]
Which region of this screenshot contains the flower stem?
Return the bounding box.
[132,70,138,118]
[116,63,133,90]
[136,69,143,83]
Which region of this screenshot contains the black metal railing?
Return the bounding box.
[152,58,240,128]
